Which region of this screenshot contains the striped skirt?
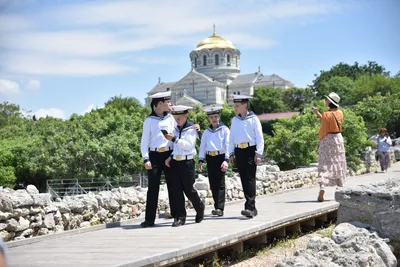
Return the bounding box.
[317,133,347,187]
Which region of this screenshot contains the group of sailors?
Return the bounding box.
[140,91,264,227]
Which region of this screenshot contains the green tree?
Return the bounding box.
[320,76,355,105]
[352,93,400,134]
[252,87,289,114]
[282,87,314,111]
[311,61,390,98]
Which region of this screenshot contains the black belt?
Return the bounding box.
[328,132,341,134]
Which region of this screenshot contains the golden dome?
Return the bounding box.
[194,25,235,51]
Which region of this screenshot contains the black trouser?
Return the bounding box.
[206,154,226,211]
[235,146,257,211]
[144,151,175,222]
[170,159,204,219]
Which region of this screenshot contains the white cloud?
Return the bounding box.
[0,0,344,76]
[0,78,20,94]
[24,79,40,91]
[34,108,66,119]
[83,104,95,114]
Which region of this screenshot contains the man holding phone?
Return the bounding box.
[140,91,177,227]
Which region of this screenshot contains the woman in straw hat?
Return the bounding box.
[312,92,347,202]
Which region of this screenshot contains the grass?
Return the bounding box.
[184,222,337,267]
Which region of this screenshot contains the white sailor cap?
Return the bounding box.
[169,105,193,115]
[231,94,252,103]
[149,91,171,100]
[203,106,223,115]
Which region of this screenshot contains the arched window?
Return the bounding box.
[238,91,240,95]
[195,57,197,68]
[227,55,231,66]
[235,56,238,67]
[215,54,219,65]
[203,55,207,66]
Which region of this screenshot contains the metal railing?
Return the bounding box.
[46,173,149,199]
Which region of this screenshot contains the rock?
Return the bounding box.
[43,213,55,229]
[97,207,109,221]
[53,202,71,214]
[336,178,400,240]
[54,225,64,233]
[0,211,12,221]
[53,210,62,225]
[67,199,86,213]
[62,213,71,226]
[0,230,14,241]
[6,218,18,231]
[26,185,39,195]
[0,223,6,231]
[38,228,49,236]
[9,190,34,208]
[80,221,91,228]
[20,228,34,237]
[44,205,58,214]
[277,222,397,267]
[29,206,44,215]
[194,180,209,191]
[0,194,13,212]
[16,217,30,232]
[31,193,51,207]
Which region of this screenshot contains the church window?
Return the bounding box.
[195,57,197,67]
[235,56,238,67]
[215,54,219,65]
[227,55,231,66]
[238,91,240,95]
[203,55,207,66]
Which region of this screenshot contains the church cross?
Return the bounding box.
[189,78,198,95]
[206,88,210,99]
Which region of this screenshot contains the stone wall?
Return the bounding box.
[0,163,318,242]
[0,154,378,242]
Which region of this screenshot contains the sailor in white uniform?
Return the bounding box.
[139,91,178,228]
[165,105,205,227]
[228,94,264,218]
[198,106,230,216]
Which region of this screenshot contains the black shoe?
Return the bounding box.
[172,218,185,227]
[241,209,258,218]
[195,203,205,223]
[140,221,155,228]
[211,209,224,216]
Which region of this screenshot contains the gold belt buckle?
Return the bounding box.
[210,151,217,156]
[239,143,247,149]
[175,155,182,161]
[158,147,165,152]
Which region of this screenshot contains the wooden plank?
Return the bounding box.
[6,163,399,267]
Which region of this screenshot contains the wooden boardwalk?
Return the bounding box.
[7,163,400,267]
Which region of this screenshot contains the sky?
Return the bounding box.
[0,0,399,119]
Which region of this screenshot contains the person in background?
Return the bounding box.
[0,238,7,267]
[165,105,205,227]
[312,92,347,202]
[228,95,264,218]
[198,106,230,217]
[377,128,392,173]
[139,91,178,228]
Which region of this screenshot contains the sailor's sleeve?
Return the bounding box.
[198,131,207,163]
[228,119,235,157]
[140,118,151,163]
[253,117,264,158]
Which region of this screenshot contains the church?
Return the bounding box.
[146,26,294,107]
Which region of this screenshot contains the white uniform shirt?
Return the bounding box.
[171,122,198,157]
[228,112,264,157]
[140,113,176,162]
[199,123,230,162]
